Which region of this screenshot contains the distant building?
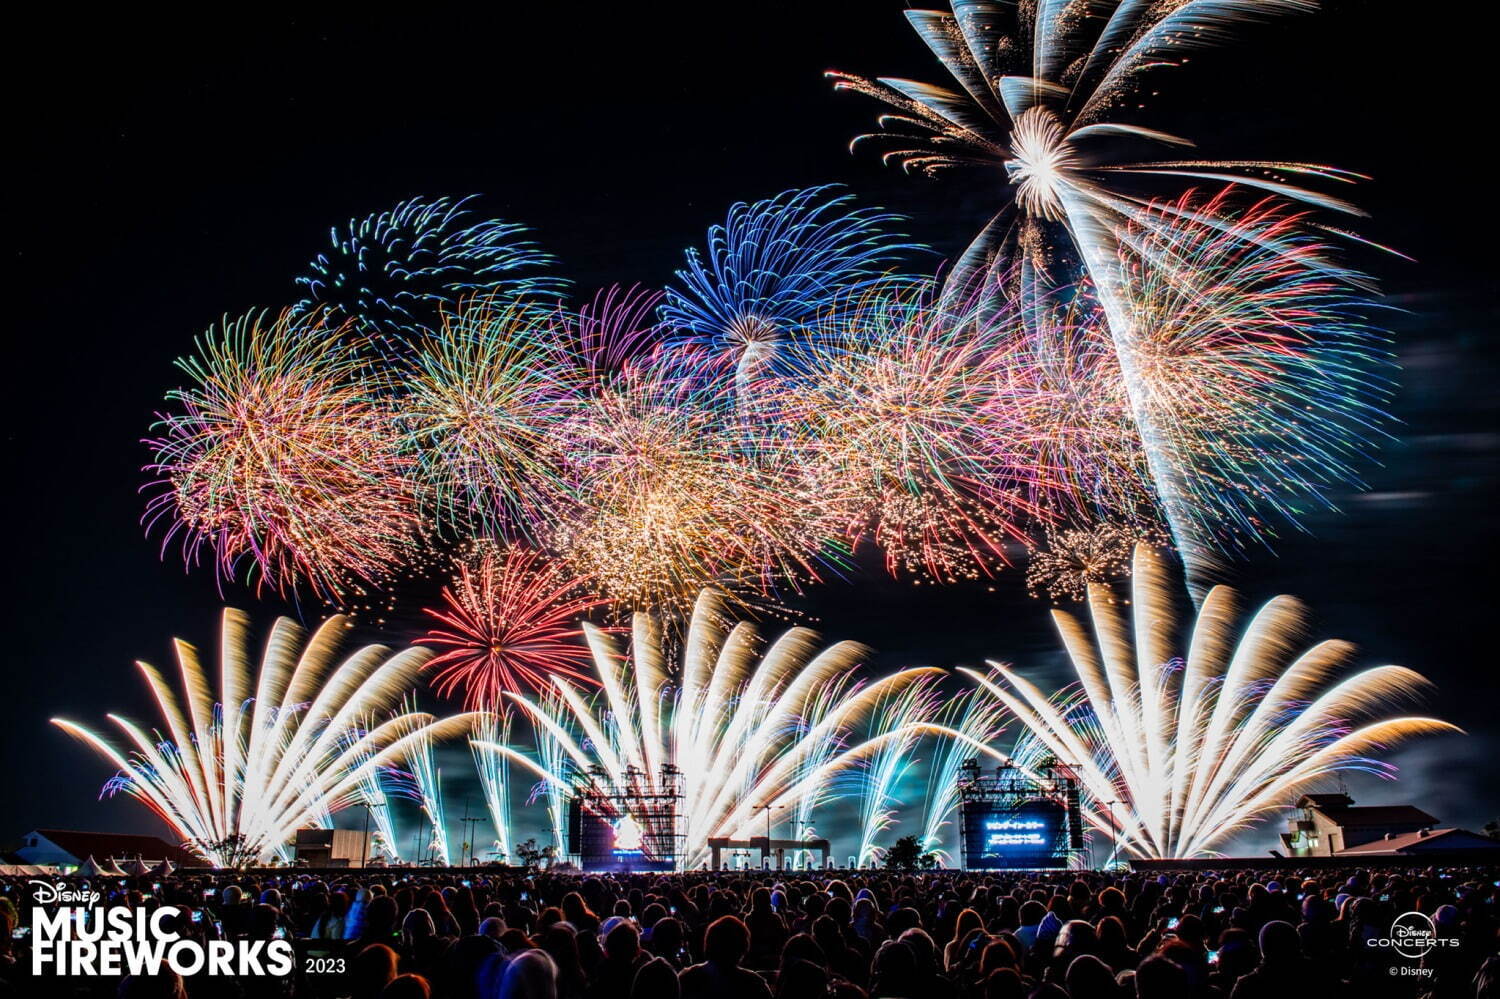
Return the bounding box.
[293,828,372,867]
[1280,794,1439,857]
[8,829,197,869]
[1334,827,1500,857]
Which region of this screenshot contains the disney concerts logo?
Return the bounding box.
[1365,910,1460,978]
[27,881,293,978]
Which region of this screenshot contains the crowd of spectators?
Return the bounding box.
[1,865,1496,998]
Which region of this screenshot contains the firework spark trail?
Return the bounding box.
[293,195,566,357]
[962,544,1460,858]
[829,1,1376,598]
[534,691,571,854]
[790,676,858,870]
[421,542,604,707]
[474,590,943,869]
[575,284,668,385]
[406,706,451,865]
[344,727,405,861]
[52,609,479,865]
[1117,191,1393,551]
[471,711,515,862]
[844,679,936,866]
[919,690,1009,866]
[399,299,581,541]
[661,186,925,395]
[145,310,420,600]
[772,285,1053,582]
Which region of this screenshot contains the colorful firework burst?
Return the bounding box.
[293,195,566,353]
[772,286,1050,582]
[661,186,923,392]
[575,283,667,384]
[52,609,479,866]
[144,309,420,600]
[398,298,580,540]
[1117,190,1393,550]
[546,362,838,615]
[994,284,1155,523]
[829,1,1373,596]
[828,1,1362,281]
[421,543,604,708]
[963,544,1459,858]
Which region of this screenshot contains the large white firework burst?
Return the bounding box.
[53,609,478,866]
[474,589,942,868]
[963,545,1459,858]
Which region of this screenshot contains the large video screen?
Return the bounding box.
[578,812,675,872]
[961,798,1069,869]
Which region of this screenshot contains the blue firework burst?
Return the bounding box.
[660,185,925,390]
[293,195,566,351]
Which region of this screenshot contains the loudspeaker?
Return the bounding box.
[566,797,582,853]
[1065,783,1084,849]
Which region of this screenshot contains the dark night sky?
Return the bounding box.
[4,2,1496,858]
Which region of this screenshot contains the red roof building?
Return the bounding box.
[1334,827,1500,856]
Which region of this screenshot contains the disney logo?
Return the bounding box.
[29,880,101,905]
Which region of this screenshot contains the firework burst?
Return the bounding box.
[398,298,580,540]
[546,363,837,615]
[144,309,419,600]
[1027,521,1167,604]
[661,186,923,393]
[52,609,479,865]
[474,589,944,868]
[293,196,566,354]
[965,544,1459,859]
[773,287,1049,581]
[1117,191,1393,550]
[422,543,604,708]
[830,2,1374,596]
[575,283,667,384]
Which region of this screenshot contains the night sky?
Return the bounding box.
[5,2,1495,860]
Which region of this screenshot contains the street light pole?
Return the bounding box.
[1104,801,1118,870]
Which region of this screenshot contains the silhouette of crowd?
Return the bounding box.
[2,865,1496,998]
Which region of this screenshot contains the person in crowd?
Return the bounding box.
[679,915,773,999]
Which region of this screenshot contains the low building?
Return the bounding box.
[1334,827,1500,857]
[293,828,373,867]
[8,829,197,870]
[1280,794,1438,857]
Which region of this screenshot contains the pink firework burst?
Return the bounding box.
[421,544,603,708]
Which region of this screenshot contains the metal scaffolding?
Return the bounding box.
[568,764,686,870]
[956,758,1085,869]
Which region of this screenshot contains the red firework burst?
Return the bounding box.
[421,545,603,708]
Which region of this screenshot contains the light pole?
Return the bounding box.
[458,795,482,867]
[762,802,773,869]
[1104,801,1119,871]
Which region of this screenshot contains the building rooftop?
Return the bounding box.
[1316,804,1439,827]
[28,829,198,865]
[1335,828,1500,856]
